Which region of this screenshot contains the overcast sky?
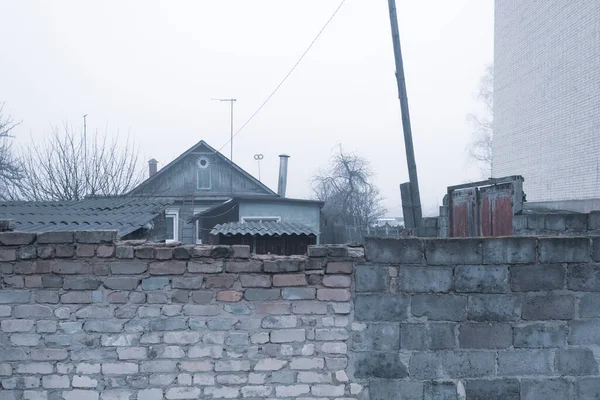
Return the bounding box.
[0,0,493,217]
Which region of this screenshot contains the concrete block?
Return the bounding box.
[110,261,147,275]
[424,381,457,400]
[429,323,456,350]
[565,214,588,231]
[352,352,408,379]
[0,232,35,245]
[538,238,591,263]
[352,322,400,351]
[513,323,567,348]
[455,266,509,293]
[459,323,512,349]
[401,323,427,350]
[369,379,423,400]
[544,214,566,231]
[580,293,600,317]
[364,237,423,264]
[555,349,598,376]
[441,350,495,378]
[527,214,546,230]
[354,294,409,321]
[467,294,521,322]
[512,214,527,231]
[522,294,574,320]
[569,320,600,345]
[567,264,600,291]
[424,239,482,265]
[263,259,302,273]
[575,378,600,399]
[465,379,520,400]
[483,237,536,264]
[411,295,467,321]
[355,265,389,292]
[398,267,453,293]
[75,230,117,244]
[497,350,554,375]
[511,264,565,291]
[521,379,571,400]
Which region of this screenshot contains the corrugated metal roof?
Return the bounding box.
[211,221,317,236]
[0,197,173,236]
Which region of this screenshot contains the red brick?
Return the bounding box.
[326,262,353,274]
[273,274,307,287]
[240,275,272,288]
[217,290,243,302]
[317,289,351,302]
[322,275,352,288]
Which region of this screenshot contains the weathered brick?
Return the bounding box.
[412,294,467,321]
[0,232,35,245]
[264,259,302,273]
[424,381,458,400]
[225,260,262,273]
[52,261,91,274]
[317,289,350,301]
[216,290,243,302]
[244,289,280,301]
[539,237,591,263]
[483,237,537,264]
[370,380,423,400]
[37,231,74,244]
[355,294,409,321]
[14,305,53,319]
[424,239,482,265]
[182,305,220,316]
[326,261,353,274]
[55,244,76,258]
[76,244,96,257]
[398,267,453,293]
[239,274,271,288]
[513,323,567,348]
[190,291,211,304]
[111,261,147,274]
[187,261,223,273]
[63,276,102,290]
[205,275,235,288]
[171,277,202,289]
[465,379,520,400]
[61,291,92,304]
[570,320,600,345]
[270,329,306,343]
[353,352,408,379]
[455,265,509,293]
[257,302,291,314]
[141,277,169,290]
[96,245,115,258]
[352,322,400,351]
[0,290,30,304]
[0,248,16,261]
[458,323,512,349]
[281,288,316,300]
[497,350,554,375]
[31,349,68,361]
[262,316,297,329]
[102,362,139,374]
[273,273,307,287]
[2,319,34,332]
[149,261,186,275]
[522,294,574,320]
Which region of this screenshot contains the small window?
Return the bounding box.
[197,169,211,189]
[165,208,179,242]
[194,207,204,245]
[242,216,281,223]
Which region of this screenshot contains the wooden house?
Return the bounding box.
[130,140,322,254]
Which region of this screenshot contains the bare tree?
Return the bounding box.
[467,64,494,177]
[313,148,386,232]
[16,125,143,201]
[0,103,22,201]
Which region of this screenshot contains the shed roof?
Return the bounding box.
[211,221,317,236]
[0,197,173,236]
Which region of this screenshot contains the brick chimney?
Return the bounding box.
[148,159,158,177]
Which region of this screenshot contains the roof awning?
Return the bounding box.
[211,221,317,236]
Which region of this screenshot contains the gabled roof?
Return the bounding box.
[211,221,317,236]
[131,140,276,196]
[0,197,173,236]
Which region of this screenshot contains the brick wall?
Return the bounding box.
[355,237,600,399]
[0,231,362,400]
[2,231,600,399]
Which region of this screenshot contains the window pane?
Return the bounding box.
[166,216,175,240]
[197,169,211,189]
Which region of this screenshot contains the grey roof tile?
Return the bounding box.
[211,221,316,236]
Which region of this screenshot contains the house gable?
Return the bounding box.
[131,141,275,198]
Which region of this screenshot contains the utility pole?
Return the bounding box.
[387,0,423,227]
[212,98,237,193]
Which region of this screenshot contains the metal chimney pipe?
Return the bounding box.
[148,159,158,177]
[277,155,289,197]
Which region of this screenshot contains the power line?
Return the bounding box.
[217,0,348,153]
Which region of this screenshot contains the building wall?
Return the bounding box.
[2,231,600,398]
[239,202,321,238]
[493,0,600,202]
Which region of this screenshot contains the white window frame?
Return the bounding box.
[165,208,179,243]
[241,216,281,223]
[196,168,211,190]
[194,207,204,245]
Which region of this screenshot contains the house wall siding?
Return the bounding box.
[493,0,600,202]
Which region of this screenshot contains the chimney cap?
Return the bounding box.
[279,154,290,158]
[149,158,158,164]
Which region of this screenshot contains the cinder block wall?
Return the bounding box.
[0,231,361,399]
[513,211,600,237]
[2,231,600,399]
[355,237,600,399]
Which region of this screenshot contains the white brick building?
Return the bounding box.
[493,0,600,210]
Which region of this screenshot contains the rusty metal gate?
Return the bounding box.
[448,176,524,238]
